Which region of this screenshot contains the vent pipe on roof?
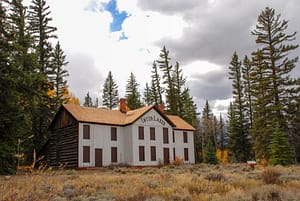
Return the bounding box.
[120,98,127,113]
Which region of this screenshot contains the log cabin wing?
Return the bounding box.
[42,103,196,168]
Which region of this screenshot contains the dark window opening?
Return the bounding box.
[83,125,90,139]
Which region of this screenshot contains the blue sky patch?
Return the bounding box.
[102,0,129,32]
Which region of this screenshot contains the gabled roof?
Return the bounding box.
[167,115,196,131]
[61,104,195,131]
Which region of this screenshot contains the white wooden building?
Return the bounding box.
[43,99,195,168]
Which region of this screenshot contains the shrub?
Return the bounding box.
[205,172,226,182]
[261,168,281,184]
[172,156,183,166]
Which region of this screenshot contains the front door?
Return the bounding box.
[163,148,170,164]
[95,148,103,167]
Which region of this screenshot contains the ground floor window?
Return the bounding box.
[184,148,189,161]
[139,146,145,161]
[150,146,156,161]
[111,147,117,163]
[83,146,90,162]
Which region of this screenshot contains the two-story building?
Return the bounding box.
[42,99,195,168]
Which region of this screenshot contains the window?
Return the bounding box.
[151,146,156,161]
[138,126,144,140]
[173,148,176,160]
[83,125,90,139]
[163,128,169,144]
[83,146,90,162]
[111,147,117,163]
[184,148,189,161]
[183,132,188,143]
[139,146,145,161]
[150,127,155,140]
[172,131,175,143]
[111,127,117,141]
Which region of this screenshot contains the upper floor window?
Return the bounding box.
[111,127,117,141]
[150,127,155,140]
[183,132,188,143]
[83,125,90,139]
[172,131,175,143]
[163,128,169,144]
[138,126,144,140]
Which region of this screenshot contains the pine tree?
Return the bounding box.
[228,52,251,162]
[143,82,152,106]
[227,102,239,162]
[172,61,186,116]
[251,7,299,160]
[242,55,253,128]
[203,139,218,164]
[150,61,163,105]
[250,50,272,160]
[157,46,176,114]
[268,123,294,165]
[83,92,93,107]
[48,41,69,111]
[181,87,197,126]
[125,72,142,110]
[102,71,119,109]
[200,100,214,159]
[27,0,58,153]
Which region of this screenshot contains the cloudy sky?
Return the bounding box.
[25,0,300,115]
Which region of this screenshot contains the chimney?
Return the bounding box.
[158,104,164,113]
[120,98,127,113]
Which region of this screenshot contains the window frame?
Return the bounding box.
[150,127,155,140]
[111,147,117,163]
[183,131,188,143]
[184,148,189,161]
[163,128,169,144]
[150,146,156,161]
[111,127,117,141]
[83,146,90,163]
[138,126,144,140]
[83,125,90,139]
[139,146,145,161]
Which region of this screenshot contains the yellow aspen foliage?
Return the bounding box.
[67,93,80,105]
[47,88,55,98]
[216,148,228,165]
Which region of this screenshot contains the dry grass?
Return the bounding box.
[1,164,300,201]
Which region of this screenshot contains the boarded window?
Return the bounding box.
[111,147,117,163]
[172,131,175,143]
[139,146,145,161]
[83,146,90,162]
[184,148,189,161]
[83,125,90,139]
[163,128,169,144]
[183,132,188,143]
[111,127,117,141]
[150,127,155,140]
[138,126,144,140]
[173,148,176,160]
[151,146,156,161]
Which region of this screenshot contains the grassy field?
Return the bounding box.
[1,164,300,201]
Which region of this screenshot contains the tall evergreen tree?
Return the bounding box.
[83,92,93,107]
[227,102,239,162]
[251,7,299,160]
[268,123,294,165]
[150,61,163,105]
[102,71,119,109]
[125,72,142,110]
[200,100,214,159]
[228,52,251,162]
[48,41,69,111]
[172,61,186,116]
[143,82,152,106]
[242,55,253,128]
[27,0,58,153]
[181,87,197,126]
[250,50,273,160]
[157,46,176,114]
